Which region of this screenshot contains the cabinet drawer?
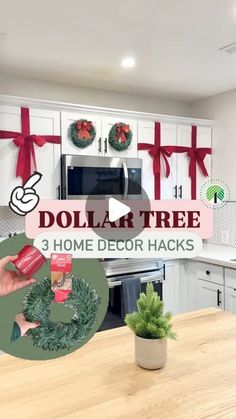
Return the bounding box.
[196,263,224,285]
[225,268,236,289]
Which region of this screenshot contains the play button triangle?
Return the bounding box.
[108,197,131,222]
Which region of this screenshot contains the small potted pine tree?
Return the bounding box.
[125,283,176,370]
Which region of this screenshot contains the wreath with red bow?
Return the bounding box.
[70,119,96,148]
[109,122,132,151]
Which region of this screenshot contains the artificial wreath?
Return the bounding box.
[23,277,100,351]
[70,119,96,148]
[109,122,132,151]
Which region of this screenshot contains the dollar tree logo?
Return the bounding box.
[201,180,230,209]
[206,185,225,203]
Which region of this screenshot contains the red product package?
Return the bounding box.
[50,254,72,303]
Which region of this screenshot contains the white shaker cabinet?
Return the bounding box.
[102,116,137,158]
[137,121,212,200]
[61,112,137,159]
[196,279,224,310]
[163,260,180,314]
[137,121,177,199]
[61,111,102,157]
[225,287,236,314]
[225,268,236,314]
[0,105,61,204]
[176,125,212,199]
[181,261,224,312]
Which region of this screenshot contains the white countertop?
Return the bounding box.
[194,243,236,269]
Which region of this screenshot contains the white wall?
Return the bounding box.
[0,73,190,117]
[192,89,236,200]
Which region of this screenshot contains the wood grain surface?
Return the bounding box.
[0,308,236,419]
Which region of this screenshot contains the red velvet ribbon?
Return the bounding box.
[188,126,212,199]
[138,122,177,199]
[138,123,212,200]
[116,123,130,143]
[0,107,61,184]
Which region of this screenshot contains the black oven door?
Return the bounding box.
[98,270,163,332]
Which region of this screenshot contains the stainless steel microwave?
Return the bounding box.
[61,155,142,200]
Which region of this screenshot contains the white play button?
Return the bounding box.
[108,197,131,222]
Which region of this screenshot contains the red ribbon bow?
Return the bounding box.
[0,107,61,184]
[187,148,210,178]
[116,123,130,143]
[138,143,173,177]
[138,122,176,199]
[138,123,212,200]
[76,120,92,140]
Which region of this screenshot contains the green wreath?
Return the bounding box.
[109,122,132,151]
[70,119,96,148]
[23,277,100,351]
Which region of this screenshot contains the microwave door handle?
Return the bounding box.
[123,161,129,199]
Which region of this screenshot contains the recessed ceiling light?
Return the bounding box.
[219,42,236,55]
[121,57,136,68]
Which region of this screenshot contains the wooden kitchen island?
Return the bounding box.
[0,308,236,418]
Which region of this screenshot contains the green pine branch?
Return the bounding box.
[23,277,100,351]
[125,283,177,340]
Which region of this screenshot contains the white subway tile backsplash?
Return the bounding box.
[208,203,236,248]
[0,206,24,237]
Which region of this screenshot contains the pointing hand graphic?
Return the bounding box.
[9,172,42,216]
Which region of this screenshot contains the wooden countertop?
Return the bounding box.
[0,308,236,418]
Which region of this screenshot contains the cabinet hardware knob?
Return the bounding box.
[173,185,178,199]
[104,138,108,154]
[98,137,102,153]
[217,289,222,306]
[179,185,183,199]
[56,185,61,200]
[206,270,210,275]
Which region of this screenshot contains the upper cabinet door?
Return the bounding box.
[161,123,177,199]
[137,121,155,199]
[61,111,102,156]
[176,125,192,199]
[30,108,61,200]
[0,106,61,204]
[137,121,177,200]
[102,116,137,158]
[196,126,212,199]
[177,125,212,200]
[0,106,22,205]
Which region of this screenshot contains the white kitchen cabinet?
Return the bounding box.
[102,116,137,158]
[196,279,224,310]
[181,260,224,312]
[137,121,177,199]
[137,121,211,200]
[0,105,61,204]
[225,287,236,314]
[61,112,137,158]
[224,268,236,314]
[176,125,212,199]
[61,111,102,156]
[179,260,198,313]
[163,260,180,314]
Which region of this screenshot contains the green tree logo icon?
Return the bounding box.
[206,185,225,203]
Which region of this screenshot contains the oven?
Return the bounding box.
[99,259,164,331]
[61,155,142,200]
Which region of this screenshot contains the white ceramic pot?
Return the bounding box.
[135,335,167,370]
